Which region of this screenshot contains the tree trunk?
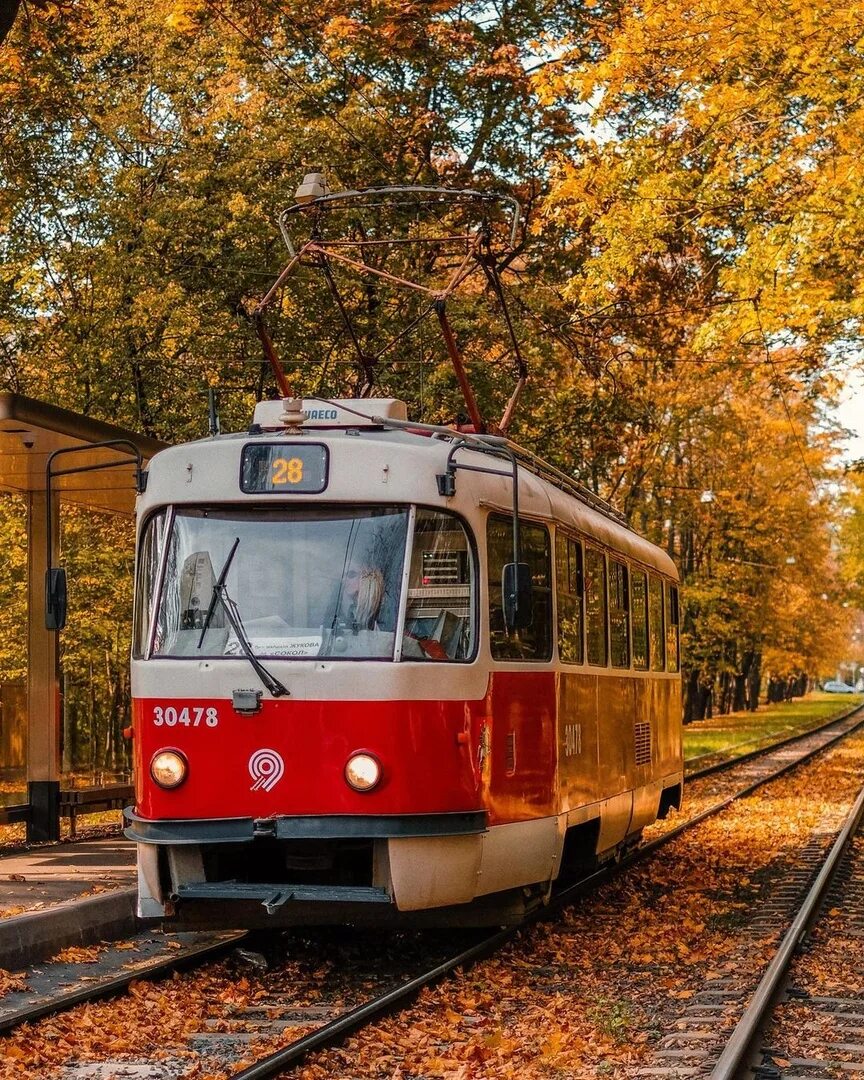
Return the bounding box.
[0,1,20,46]
[683,667,700,723]
[684,668,713,722]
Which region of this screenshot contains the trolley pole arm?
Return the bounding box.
[434,300,487,434]
[254,312,293,399]
[478,252,528,435]
[252,246,311,400]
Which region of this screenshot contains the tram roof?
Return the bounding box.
[146,422,678,579]
[0,392,166,514]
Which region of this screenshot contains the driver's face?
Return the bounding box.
[345,569,362,597]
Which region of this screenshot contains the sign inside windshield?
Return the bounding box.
[240,443,329,494]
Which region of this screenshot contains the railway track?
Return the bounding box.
[709,776,864,1080]
[685,698,864,782]
[0,931,243,1037]
[3,702,863,1080]
[756,829,864,1080]
[635,752,864,1079]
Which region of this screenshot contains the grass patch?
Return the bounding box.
[585,996,637,1043]
[684,691,864,767]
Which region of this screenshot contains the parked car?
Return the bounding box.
[823,680,857,694]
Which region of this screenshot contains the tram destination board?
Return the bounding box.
[240,443,329,494]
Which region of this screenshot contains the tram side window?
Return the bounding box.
[609,559,630,668]
[133,510,166,658]
[585,546,608,666]
[555,533,584,664]
[648,573,665,672]
[401,509,475,661]
[488,515,552,661]
[665,583,680,673]
[631,569,649,671]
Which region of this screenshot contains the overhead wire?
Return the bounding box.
[496,272,845,375]
[199,2,486,389]
[259,1,407,148]
[200,0,392,175]
[188,6,841,448]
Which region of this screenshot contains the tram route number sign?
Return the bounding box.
[240,443,329,494]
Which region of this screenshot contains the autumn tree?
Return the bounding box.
[59,506,136,777]
[841,469,864,605]
[0,0,861,739]
[0,0,581,436]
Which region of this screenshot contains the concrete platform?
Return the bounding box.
[0,838,135,914]
[0,838,138,969]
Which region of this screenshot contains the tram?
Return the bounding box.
[126,396,683,928]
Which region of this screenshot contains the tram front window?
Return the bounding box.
[139,506,476,662]
[149,507,408,660]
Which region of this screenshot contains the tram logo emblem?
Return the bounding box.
[248,749,285,792]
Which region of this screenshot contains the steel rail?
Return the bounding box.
[686,698,864,781]
[708,775,864,1080]
[6,704,862,1054]
[230,927,512,1080]
[225,701,864,1080]
[0,933,245,1036]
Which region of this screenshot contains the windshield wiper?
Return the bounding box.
[197,538,289,698]
[218,588,290,698]
[198,537,240,649]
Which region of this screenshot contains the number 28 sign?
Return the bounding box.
[240,443,329,494]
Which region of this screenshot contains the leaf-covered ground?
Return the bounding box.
[758,831,864,1077]
[3,733,864,1078]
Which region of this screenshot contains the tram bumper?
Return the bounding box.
[125,809,487,924]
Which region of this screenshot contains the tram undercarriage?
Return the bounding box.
[132,777,682,929]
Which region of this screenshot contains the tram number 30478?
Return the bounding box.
[152,705,219,728]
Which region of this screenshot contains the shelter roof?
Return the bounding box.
[0,392,167,514]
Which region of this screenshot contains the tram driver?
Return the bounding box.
[336,561,449,660]
[341,565,386,633]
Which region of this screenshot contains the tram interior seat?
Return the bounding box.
[404,609,465,659]
[402,600,470,659]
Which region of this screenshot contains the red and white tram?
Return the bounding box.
[126,397,682,927]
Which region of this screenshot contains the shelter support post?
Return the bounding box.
[27,489,61,843]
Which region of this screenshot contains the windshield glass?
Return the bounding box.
[149,507,409,660]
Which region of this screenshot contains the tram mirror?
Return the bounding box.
[45,567,67,630]
[502,562,532,631]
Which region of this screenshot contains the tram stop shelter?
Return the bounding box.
[0,393,165,844]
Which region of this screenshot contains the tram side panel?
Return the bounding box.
[461,670,560,900]
[648,675,683,814]
[631,674,679,833]
[557,671,602,814]
[555,670,681,867]
[483,671,557,824]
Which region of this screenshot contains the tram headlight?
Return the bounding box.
[344,752,381,792]
[150,749,188,790]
